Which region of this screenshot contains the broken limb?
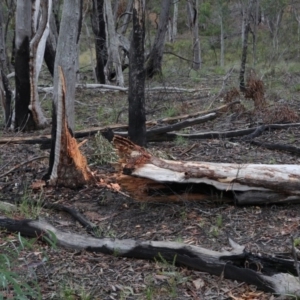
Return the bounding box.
[0,216,300,297]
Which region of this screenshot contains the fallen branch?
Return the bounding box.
[0,124,127,145]
[147,100,240,125]
[0,156,48,179]
[0,216,300,297]
[38,84,204,93]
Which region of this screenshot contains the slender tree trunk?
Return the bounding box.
[128,0,146,147]
[14,1,33,130]
[187,0,201,70]
[171,0,178,42]
[252,0,259,66]
[104,0,124,86]
[0,7,12,127]
[44,0,59,77]
[52,0,82,132]
[239,0,254,92]
[145,0,172,78]
[220,13,224,67]
[91,0,107,83]
[120,0,133,35]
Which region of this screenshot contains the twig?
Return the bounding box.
[0,156,48,179]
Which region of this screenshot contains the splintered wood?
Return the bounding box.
[50,67,94,188]
[113,135,300,204]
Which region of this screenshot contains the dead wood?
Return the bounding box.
[250,140,300,155]
[0,216,300,297]
[113,135,300,204]
[146,100,240,125]
[0,124,127,145]
[49,67,94,188]
[164,123,300,141]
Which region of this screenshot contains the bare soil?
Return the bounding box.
[1,72,300,299]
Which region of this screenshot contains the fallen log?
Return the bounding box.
[0,124,127,145]
[113,136,300,204]
[0,216,299,297]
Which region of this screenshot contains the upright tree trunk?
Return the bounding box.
[29,0,52,128]
[52,0,82,132]
[128,0,146,147]
[171,0,178,42]
[14,1,33,130]
[91,0,107,84]
[14,0,49,131]
[0,7,12,127]
[145,0,172,78]
[239,0,254,92]
[119,0,133,35]
[44,0,59,77]
[47,0,92,188]
[219,13,224,67]
[187,0,201,70]
[104,0,124,86]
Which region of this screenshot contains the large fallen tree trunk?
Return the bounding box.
[113,136,300,204]
[0,216,299,297]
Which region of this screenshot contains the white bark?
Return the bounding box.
[29,0,51,128]
[104,0,124,86]
[53,0,82,131]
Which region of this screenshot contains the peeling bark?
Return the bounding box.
[113,135,300,204]
[49,67,94,188]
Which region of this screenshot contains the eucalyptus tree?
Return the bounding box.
[0,4,12,127]
[14,0,51,131]
[47,0,93,188]
[128,0,146,146]
[145,0,172,78]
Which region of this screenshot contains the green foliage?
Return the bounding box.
[19,187,44,219]
[91,132,119,165]
[0,235,42,299]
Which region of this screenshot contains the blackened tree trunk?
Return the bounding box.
[145,0,172,78]
[0,7,12,128]
[14,0,49,131]
[239,0,254,91]
[14,1,35,130]
[91,0,107,83]
[44,0,59,77]
[187,0,201,70]
[128,0,146,147]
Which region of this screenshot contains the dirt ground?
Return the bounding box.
[1,72,300,299]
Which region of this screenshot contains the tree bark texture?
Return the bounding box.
[49,67,93,188]
[0,7,12,127]
[187,0,201,70]
[145,0,172,78]
[29,0,51,129]
[104,0,124,86]
[53,0,82,132]
[239,0,254,91]
[91,0,107,84]
[44,0,59,77]
[128,0,146,147]
[14,1,33,130]
[113,135,300,204]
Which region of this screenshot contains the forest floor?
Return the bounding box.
[1,69,300,299]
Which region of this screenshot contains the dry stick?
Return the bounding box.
[206,66,235,110]
[0,156,48,179]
